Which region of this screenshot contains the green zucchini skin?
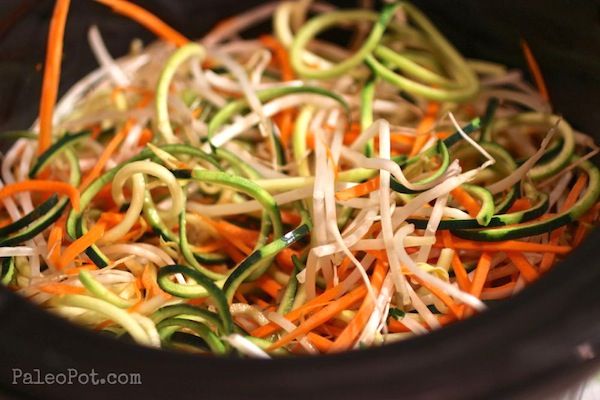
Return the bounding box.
[0,195,58,237]
[408,191,549,230]
[157,317,227,354]
[0,146,80,247]
[67,144,220,241]
[179,208,226,281]
[0,257,15,286]
[277,255,303,315]
[452,160,599,241]
[389,117,484,195]
[207,86,350,143]
[390,141,449,194]
[75,217,111,268]
[65,144,221,268]
[479,97,499,142]
[223,223,310,304]
[494,184,520,215]
[442,118,481,149]
[0,200,68,247]
[462,184,495,226]
[157,264,234,335]
[28,130,91,179]
[487,113,575,181]
[151,303,224,332]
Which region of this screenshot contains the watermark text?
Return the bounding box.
[12,368,141,386]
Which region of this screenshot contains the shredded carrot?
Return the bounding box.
[187,297,207,306]
[222,235,253,256]
[234,292,249,304]
[127,298,145,313]
[440,231,471,291]
[307,332,333,353]
[506,252,540,283]
[0,217,13,228]
[469,252,492,298]
[37,282,85,295]
[219,240,247,264]
[281,211,302,226]
[0,180,80,211]
[260,35,294,81]
[256,276,283,299]
[94,0,189,46]
[507,198,533,213]
[573,204,599,246]
[38,0,71,155]
[336,256,354,282]
[335,177,380,201]
[137,128,153,146]
[435,130,452,139]
[97,211,125,228]
[450,186,480,217]
[268,285,366,350]
[56,223,105,269]
[486,263,518,282]
[63,264,98,276]
[329,261,388,352]
[141,264,168,298]
[79,119,133,190]
[252,285,350,338]
[388,314,456,333]
[259,34,296,146]
[275,248,299,273]
[192,240,226,253]
[94,320,114,331]
[90,124,103,140]
[480,282,517,300]
[539,174,588,272]
[435,234,572,254]
[316,323,344,338]
[409,102,439,156]
[413,274,462,319]
[209,219,259,245]
[47,224,63,267]
[520,39,550,103]
[390,132,415,147]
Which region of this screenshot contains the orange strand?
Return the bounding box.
[79,119,134,190]
[450,186,481,217]
[335,177,380,201]
[95,0,189,46]
[38,0,71,154]
[507,252,540,283]
[409,102,439,156]
[520,39,550,103]
[37,282,85,295]
[268,286,367,351]
[539,173,588,272]
[0,180,80,211]
[57,223,105,269]
[329,261,388,352]
[469,252,493,297]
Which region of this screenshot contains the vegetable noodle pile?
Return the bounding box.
[1,0,598,357]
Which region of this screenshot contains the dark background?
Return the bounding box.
[0,1,599,399]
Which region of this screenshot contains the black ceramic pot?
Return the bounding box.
[0,1,599,399]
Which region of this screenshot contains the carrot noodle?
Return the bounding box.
[38,0,71,154]
[95,0,189,46]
